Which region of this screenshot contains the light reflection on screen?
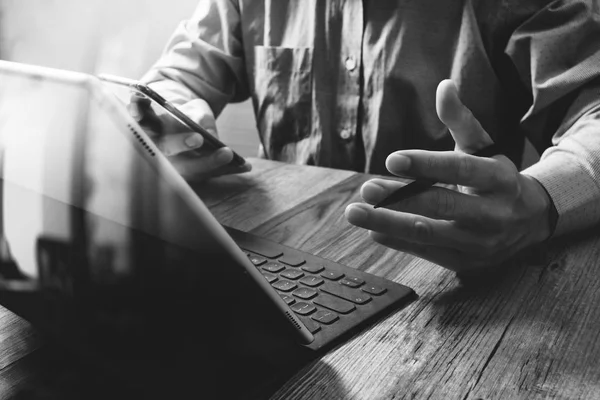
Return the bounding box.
[0,65,297,393]
[0,66,241,342]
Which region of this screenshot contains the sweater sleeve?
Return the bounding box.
[141,0,249,117]
[506,0,600,236]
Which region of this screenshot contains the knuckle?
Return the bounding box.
[477,236,500,256]
[426,155,437,174]
[426,155,451,177]
[432,190,456,219]
[410,219,430,242]
[426,155,435,170]
[489,203,516,229]
[457,155,473,182]
[493,164,518,191]
[395,191,419,210]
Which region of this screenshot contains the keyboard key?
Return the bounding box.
[311,310,339,325]
[261,272,278,283]
[262,262,286,273]
[299,276,324,287]
[272,280,297,292]
[292,287,318,300]
[280,294,295,305]
[280,269,304,280]
[340,279,361,288]
[313,294,355,314]
[301,264,324,274]
[320,282,372,305]
[298,316,321,334]
[321,270,344,281]
[342,277,365,286]
[241,244,283,259]
[290,302,316,316]
[362,285,387,296]
[279,254,306,267]
[248,254,267,267]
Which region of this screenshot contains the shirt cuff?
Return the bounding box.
[522,154,600,237]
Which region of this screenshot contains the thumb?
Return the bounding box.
[436,79,493,154]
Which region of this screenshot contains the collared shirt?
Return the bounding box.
[142,0,600,237]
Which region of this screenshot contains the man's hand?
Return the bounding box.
[345,80,553,273]
[129,95,251,182]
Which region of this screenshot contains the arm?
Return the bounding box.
[506,0,600,236]
[345,1,600,272]
[141,0,249,117]
[523,92,600,237]
[134,0,252,181]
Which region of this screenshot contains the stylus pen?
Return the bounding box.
[373,143,502,209]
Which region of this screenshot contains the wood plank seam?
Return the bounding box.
[461,313,517,400]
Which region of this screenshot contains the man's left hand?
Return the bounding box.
[345,80,553,273]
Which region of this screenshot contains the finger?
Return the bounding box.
[154,131,206,157]
[128,99,165,138]
[179,99,219,137]
[223,158,253,173]
[345,202,486,252]
[385,150,514,192]
[170,147,234,181]
[362,178,456,204]
[360,178,406,204]
[204,160,253,179]
[128,94,151,122]
[240,160,253,172]
[368,231,474,273]
[436,80,493,154]
[360,179,493,223]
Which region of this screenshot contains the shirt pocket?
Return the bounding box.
[253,46,313,153]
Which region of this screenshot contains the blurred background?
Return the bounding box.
[0,0,260,157]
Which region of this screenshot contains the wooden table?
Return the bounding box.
[0,158,599,399]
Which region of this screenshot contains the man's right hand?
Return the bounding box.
[128,96,251,182]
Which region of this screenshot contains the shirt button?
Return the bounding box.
[344,56,357,72]
[340,129,351,140]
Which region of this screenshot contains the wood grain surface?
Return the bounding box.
[0,158,599,399]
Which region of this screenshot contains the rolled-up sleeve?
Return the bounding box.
[141,0,249,116]
[507,0,600,236]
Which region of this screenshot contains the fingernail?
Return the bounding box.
[362,181,386,200]
[185,135,203,149]
[216,148,233,164]
[345,204,368,225]
[386,154,411,173]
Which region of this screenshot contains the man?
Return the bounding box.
[140,0,600,272]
